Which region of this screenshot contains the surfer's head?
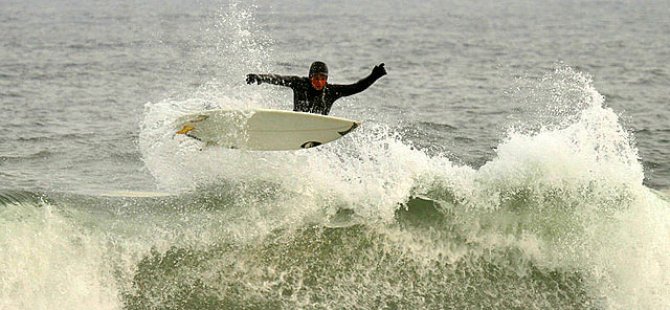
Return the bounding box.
[309,61,328,90]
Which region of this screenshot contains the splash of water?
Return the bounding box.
[409,67,670,309]
[130,4,670,309]
[0,194,120,309]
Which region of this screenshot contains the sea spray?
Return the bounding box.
[140,0,274,193]
[407,67,670,309]
[133,3,670,307]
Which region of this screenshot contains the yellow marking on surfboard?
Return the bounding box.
[176,125,195,135]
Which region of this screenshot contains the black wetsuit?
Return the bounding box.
[252,72,383,115]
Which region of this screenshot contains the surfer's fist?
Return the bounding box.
[246,74,261,85]
[372,63,387,78]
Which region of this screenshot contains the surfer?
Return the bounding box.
[246,62,387,115]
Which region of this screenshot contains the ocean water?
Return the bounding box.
[1,0,669,309]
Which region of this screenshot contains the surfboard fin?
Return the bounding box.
[301,141,322,149]
[338,123,359,136]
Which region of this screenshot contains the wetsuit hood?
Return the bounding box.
[309,61,328,77]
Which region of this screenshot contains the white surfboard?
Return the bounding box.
[174,109,360,151]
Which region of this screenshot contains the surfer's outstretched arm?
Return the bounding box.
[246,74,300,87]
[331,63,387,97]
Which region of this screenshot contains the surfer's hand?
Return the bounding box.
[246,74,261,85]
[372,63,387,78]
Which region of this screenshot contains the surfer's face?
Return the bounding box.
[310,73,327,90]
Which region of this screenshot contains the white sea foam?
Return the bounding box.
[409,67,670,309]
[0,200,121,310]
[139,57,670,308]
[134,2,670,308]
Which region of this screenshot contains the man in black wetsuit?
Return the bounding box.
[246,62,387,115]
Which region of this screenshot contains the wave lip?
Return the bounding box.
[0,190,47,207]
